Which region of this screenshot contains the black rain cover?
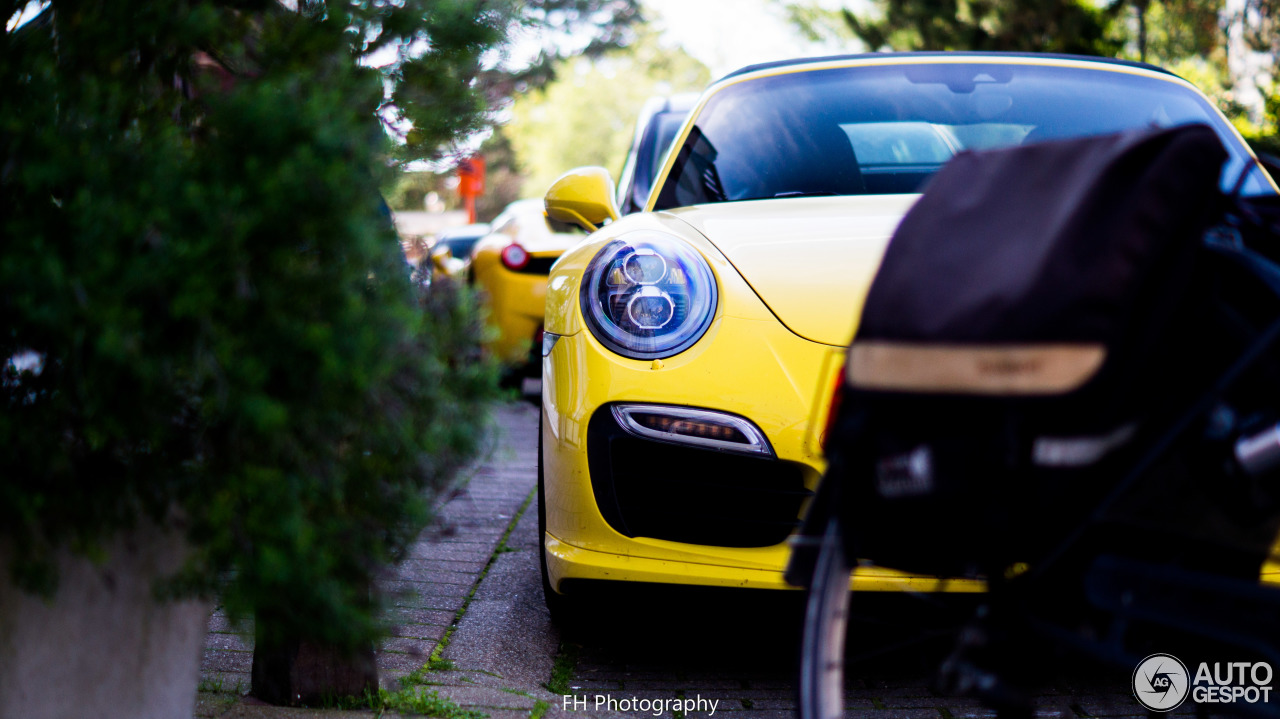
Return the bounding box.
[857,123,1227,346]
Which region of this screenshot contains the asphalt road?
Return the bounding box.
[196,391,1159,719]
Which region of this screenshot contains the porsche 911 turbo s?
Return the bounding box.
[536,52,1278,619]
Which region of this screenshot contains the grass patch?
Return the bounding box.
[429,657,458,672]
[328,687,487,719]
[530,699,551,719]
[398,657,460,689]
[542,639,580,695]
[740,698,755,709]
[196,674,245,695]
[499,687,535,698]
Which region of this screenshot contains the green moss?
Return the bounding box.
[542,640,580,696]
[328,687,486,719]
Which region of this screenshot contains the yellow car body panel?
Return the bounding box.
[666,195,917,346]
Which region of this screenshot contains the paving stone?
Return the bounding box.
[407,544,499,562]
[220,704,374,718]
[840,710,941,719]
[398,558,490,574]
[387,594,465,612]
[194,693,240,718]
[203,648,253,673]
[881,696,969,707]
[199,671,252,695]
[386,622,448,641]
[387,607,456,626]
[686,706,793,711]
[942,707,999,719]
[431,684,539,710]
[568,679,628,691]
[478,710,543,719]
[371,651,427,674]
[1075,700,1151,717]
[540,704,634,719]
[204,633,253,652]
[379,579,474,599]
[871,685,941,698]
[734,697,798,710]
[207,614,252,634]
[377,636,433,656]
[383,569,476,586]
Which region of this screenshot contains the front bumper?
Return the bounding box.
[541,316,987,595]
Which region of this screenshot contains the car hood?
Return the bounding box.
[664,195,919,346]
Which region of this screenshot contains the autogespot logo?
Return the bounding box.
[1134,654,1190,712]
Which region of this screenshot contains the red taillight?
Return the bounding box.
[500,243,529,271]
[820,363,846,450]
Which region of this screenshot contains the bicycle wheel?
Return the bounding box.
[798,518,852,719]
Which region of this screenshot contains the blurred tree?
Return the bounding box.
[385,171,459,212]
[1116,0,1223,63]
[784,0,1122,55]
[1230,0,1280,154]
[502,28,710,201]
[474,131,528,223]
[364,0,644,162]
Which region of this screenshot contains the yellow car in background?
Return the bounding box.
[536,53,1276,619]
[469,199,583,381]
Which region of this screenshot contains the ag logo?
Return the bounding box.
[1134,653,1190,711]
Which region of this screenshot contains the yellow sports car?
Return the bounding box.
[469,199,583,379]
[537,53,1277,617]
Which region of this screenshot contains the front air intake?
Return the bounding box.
[588,405,810,548]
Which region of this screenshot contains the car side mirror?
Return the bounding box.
[544,167,620,233]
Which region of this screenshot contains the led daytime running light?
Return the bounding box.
[611,403,774,456]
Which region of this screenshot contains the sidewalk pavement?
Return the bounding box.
[195,399,565,718]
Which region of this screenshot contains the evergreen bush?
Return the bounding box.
[0,0,503,651]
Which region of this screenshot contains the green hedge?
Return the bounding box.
[0,1,498,649]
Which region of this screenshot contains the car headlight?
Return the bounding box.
[580,231,718,359]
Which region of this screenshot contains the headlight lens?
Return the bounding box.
[580,231,718,359]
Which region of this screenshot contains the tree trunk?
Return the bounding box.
[250,601,378,705]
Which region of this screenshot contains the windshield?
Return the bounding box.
[653,62,1271,210]
[649,112,688,184]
